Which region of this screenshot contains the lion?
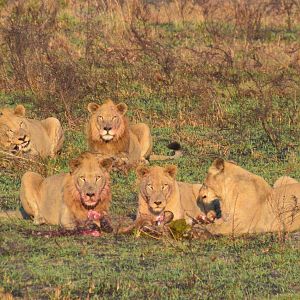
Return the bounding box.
[19,152,113,231]
[273,176,298,188]
[118,165,207,234]
[0,104,64,158]
[86,99,181,165]
[198,158,300,235]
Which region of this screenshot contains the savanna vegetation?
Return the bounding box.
[0,0,299,298]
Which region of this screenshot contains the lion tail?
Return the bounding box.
[149,142,182,161]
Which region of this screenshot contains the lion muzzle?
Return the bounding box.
[148,192,167,213]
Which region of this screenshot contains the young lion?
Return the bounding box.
[199,158,300,235]
[86,99,181,165]
[20,152,113,231]
[120,165,205,234]
[0,104,64,158]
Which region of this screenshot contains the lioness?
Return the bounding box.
[120,165,204,234]
[0,105,64,158]
[20,152,113,231]
[86,99,181,165]
[199,159,300,235]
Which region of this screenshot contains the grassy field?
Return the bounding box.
[0,0,300,299]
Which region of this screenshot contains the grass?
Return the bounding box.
[0,117,299,299]
[0,1,300,298]
[1,219,300,299]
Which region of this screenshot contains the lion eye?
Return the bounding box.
[96,175,102,181]
[147,184,153,190]
[162,184,169,190]
[112,116,117,121]
[80,176,86,182]
[98,116,103,121]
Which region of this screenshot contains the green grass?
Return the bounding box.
[1,220,300,299]
[0,3,300,297]
[0,117,299,298]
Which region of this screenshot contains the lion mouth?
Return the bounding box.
[101,134,114,141]
[150,206,165,215]
[81,199,99,209]
[80,195,99,209]
[11,140,31,153]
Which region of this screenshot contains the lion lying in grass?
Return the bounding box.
[86,99,181,166]
[118,165,207,233]
[198,159,300,235]
[0,104,64,158]
[20,152,113,232]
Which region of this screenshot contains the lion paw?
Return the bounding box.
[33,215,46,225]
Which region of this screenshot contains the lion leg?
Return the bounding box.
[20,171,46,224]
[41,117,64,157]
[130,123,153,160]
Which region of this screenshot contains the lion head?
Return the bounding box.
[69,152,113,209]
[87,99,128,143]
[0,105,31,154]
[202,158,231,199]
[136,165,177,215]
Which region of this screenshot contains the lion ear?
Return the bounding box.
[87,102,101,113]
[136,165,150,178]
[99,157,113,172]
[116,103,127,115]
[211,158,225,174]
[69,158,81,174]
[164,165,177,179]
[14,105,26,117]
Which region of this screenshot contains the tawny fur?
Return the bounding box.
[273,176,298,188]
[131,165,204,227]
[0,104,64,158]
[86,99,181,165]
[200,159,300,235]
[20,152,112,229]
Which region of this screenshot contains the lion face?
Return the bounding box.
[0,105,32,154]
[87,100,128,142]
[70,153,112,209]
[198,183,219,205]
[137,165,177,215]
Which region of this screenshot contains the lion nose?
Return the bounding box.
[18,135,27,141]
[86,192,95,197]
[104,126,112,131]
[154,201,162,206]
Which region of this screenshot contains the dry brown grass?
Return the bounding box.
[0,0,299,157]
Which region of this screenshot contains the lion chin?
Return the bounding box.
[101,134,114,141]
[150,206,165,215]
[80,196,99,209]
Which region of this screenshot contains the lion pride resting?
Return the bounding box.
[86,99,181,165]
[198,159,300,235]
[0,104,64,158]
[20,152,113,231]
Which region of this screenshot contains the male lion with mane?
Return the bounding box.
[20,152,113,231]
[0,104,64,158]
[86,99,181,166]
[198,158,300,235]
